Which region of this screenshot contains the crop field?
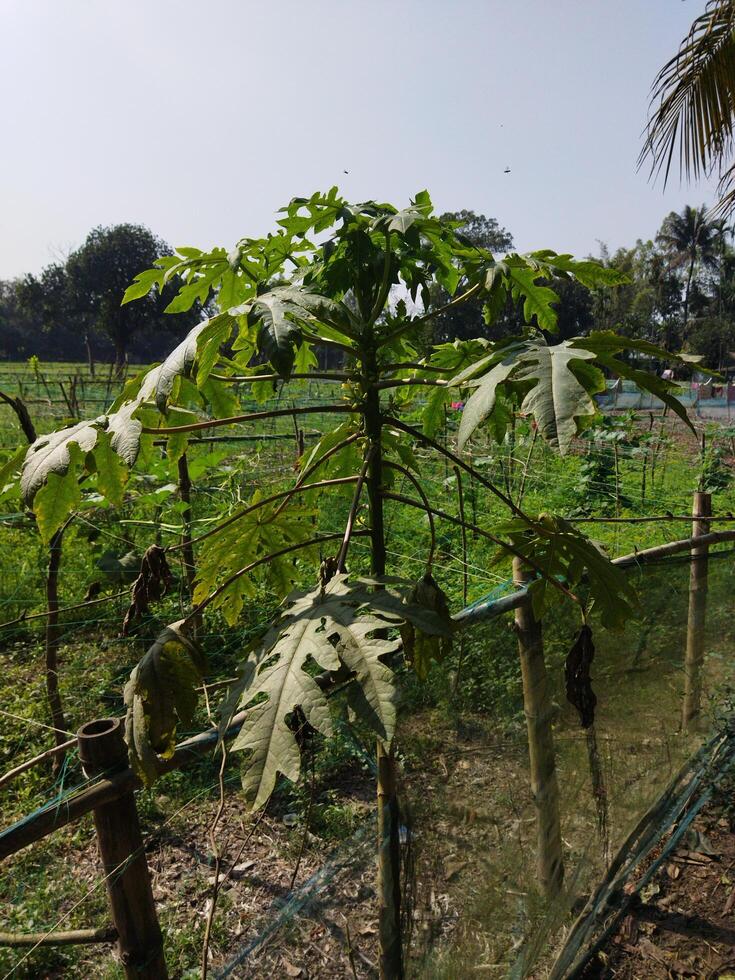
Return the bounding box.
[3,355,735,978]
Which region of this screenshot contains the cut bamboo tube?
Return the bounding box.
[513,558,564,898]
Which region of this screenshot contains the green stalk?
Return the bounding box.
[363,339,403,980]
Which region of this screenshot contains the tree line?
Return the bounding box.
[1,205,733,369]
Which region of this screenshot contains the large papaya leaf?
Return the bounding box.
[515,344,604,453]
[456,340,605,454]
[124,622,206,784]
[228,573,453,809]
[235,284,356,378]
[571,331,703,432]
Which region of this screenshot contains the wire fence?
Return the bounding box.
[3,389,735,976]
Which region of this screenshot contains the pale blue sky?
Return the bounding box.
[0,0,720,279]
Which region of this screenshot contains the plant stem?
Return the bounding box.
[337,449,373,572]
[141,404,354,436]
[383,461,435,571]
[451,465,468,697]
[363,343,403,980]
[384,491,581,607]
[384,417,530,521]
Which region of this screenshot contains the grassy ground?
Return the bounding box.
[2,364,735,976]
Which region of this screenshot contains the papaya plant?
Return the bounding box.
[11,189,700,978]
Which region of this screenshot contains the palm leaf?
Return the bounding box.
[640,1,735,213]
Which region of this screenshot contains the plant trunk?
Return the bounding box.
[683,253,696,341]
[46,529,69,771]
[85,333,95,378]
[364,348,403,980]
[113,337,127,376]
[513,558,564,898]
[682,491,711,729]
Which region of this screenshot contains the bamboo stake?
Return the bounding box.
[682,491,712,729]
[77,718,167,979]
[513,558,564,898]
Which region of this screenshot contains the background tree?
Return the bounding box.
[656,205,722,339]
[16,224,201,367]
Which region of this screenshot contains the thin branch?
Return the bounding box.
[374,378,448,390]
[369,231,393,324]
[141,403,354,436]
[384,416,527,520]
[0,589,130,633]
[383,460,435,571]
[384,491,581,607]
[380,283,481,346]
[185,530,370,622]
[210,371,352,384]
[381,362,454,374]
[167,476,359,554]
[0,735,78,791]
[337,448,374,572]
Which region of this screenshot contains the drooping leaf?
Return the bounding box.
[401,573,453,679]
[515,343,604,454]
[21,418,103,505]
[238,284,355,378]
[124,622,206,784]
[565,625,597,729]
[123,545,173,635]
[495,514,638,630]
[456,356,520,450]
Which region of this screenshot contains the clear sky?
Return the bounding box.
[0,0,720,280]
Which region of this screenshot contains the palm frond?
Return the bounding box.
[640,1,735,199]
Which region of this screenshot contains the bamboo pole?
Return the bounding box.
[513,558,564,898]
[77,718,167,979]
[682,491,712,729]
[0,927,116,947]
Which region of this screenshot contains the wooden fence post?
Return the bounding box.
[513,558,564,898]
[77,718,167,979]
[682,491,712,729]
